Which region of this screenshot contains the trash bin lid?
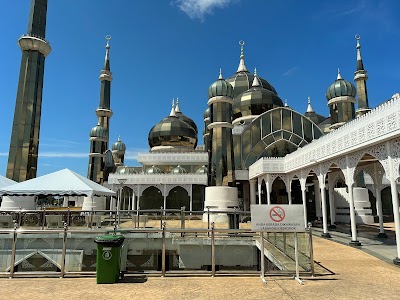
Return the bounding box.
[95,235,125,246]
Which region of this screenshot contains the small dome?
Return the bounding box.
[226,73,277,99]
[148,116,197,149]
[208,70,234,99]
[171,165,187,174]
[326,70,356,101]
[175,103,198,134]
[112,136,126,151]
[233,86,283,120]
[203,107,210,119]
[115,166,137,175]
[195,165,208,174]
[146,165,163,174]
[90,124,107,139]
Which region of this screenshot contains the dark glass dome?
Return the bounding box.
[90,124,107,139]
[146,165,162,174]
[171,165,187,174]
[326,75,356,100]
[208,78,234,98]
[148,116,197,149]
[233,86,283,120]
[226,72,277,98]
[175,111,198,134]
[112,137,126,151]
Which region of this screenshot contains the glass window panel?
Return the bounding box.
[271,109,281,132]
[313,125,323,139]
[303,119,313,143]
[282,109,292,131]
[290,134,302,146]
[292,113,302,137]
[283,131,291,141]
[242,128,251,158]
[251,121,261,147]
[273,131,282,141]
[261,113,271,137]
[263,134,274,147]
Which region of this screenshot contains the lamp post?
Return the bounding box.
[117,178,127,227]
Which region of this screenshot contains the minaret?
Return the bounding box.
[354,34,371,117]
[7,0,51,182]
[207,69,235,186]
[87,36,113,183]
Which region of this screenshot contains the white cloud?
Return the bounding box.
[282,66,299,77]
[124,148,149,161]
[39,152,88,158]
[174,0,236,21]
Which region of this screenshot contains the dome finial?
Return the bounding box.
[284,99,288,107]
[104,35,111,71]
[175,97,181,112]
[219,68,223,79]
[169,98,176,117]
[236,40,248,73]
[118,135,121,141]
[355,34,365,71]
[251,67,261,87]
[337,68,342,80]
[306,96,314,113]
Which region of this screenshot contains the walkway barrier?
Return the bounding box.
[0,224,314,279]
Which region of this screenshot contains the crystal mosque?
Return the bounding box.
[2,0,400,265]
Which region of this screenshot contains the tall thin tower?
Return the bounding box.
[87,36,113,184]
[7,0,51,182]
[354,34,371,117]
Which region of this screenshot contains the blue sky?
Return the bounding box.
[1,0,400,177]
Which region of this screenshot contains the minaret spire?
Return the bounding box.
[7,0,51,181]
[354,34,370,117]
[306,96,314,113]
[88,36,114,183]
[170,98,176,117]
[337,68,342,80]
[251,68,261,87]
[236,40,249,73]
[175,97,181,112]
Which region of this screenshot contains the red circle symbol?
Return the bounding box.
[270,206,286,222]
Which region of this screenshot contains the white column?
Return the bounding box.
[300,178,308,227]
[250,179,257,205]
[132,191,136,210]
[266,175,271,205]
[257,179,262,205]
[313,179,322,220]
[387,141,400,263]
[163,184,167,210]
[348,183,360,244]
[375,187,386,235]
[319,179,330,237]
[189,185,193,211]
[328,182,336,226]
[287,180,292,205]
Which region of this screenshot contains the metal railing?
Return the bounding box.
[0,222,314,278]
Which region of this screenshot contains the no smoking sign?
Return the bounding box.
[269,206,285,222]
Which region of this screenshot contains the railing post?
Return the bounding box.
[260,232,266,284]
[161,222,166,277]
[283,232,287,252]
[234,207,238,236]
[42,208,46,230]
[66,207,70,227]
[308,222,315,276]
[18,207,22,227]
[211,222,215,277]
[180,206,185,237]
[89,208,93,229]
[9,221,18,278]
[207,207,210,237]
[60,222,68,278]
[160,206,164,229]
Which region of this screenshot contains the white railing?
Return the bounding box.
[137,152,208,164]
[108,173,207,185]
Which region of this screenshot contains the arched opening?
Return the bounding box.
[290,177,302,204]
[167,186,190,210]
[192,185,205,211]
[271,177,288,204]
[140,186,163,210]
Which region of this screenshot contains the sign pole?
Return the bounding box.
[260,232,267,284]
[294,232,304,285]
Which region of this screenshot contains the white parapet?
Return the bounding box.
[0,196,36,211]
[203,186,239,223]
[81,196,106,211]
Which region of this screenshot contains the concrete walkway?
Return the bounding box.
[1,229,399,300]
[312,222,398,264]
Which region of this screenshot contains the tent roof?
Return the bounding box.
[0,175,16,189]
[0,169,116,197]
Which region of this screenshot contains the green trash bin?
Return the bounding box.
[94,234,125,284]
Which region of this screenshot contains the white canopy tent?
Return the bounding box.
[0,169,115,210]
[0,175,16,188]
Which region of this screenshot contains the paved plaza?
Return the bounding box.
[0,225,399,300]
